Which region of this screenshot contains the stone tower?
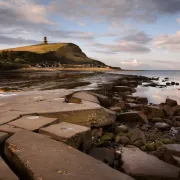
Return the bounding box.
[43,36,48,44]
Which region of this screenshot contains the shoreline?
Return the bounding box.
[5,67,119,73]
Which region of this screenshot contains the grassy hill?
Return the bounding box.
[0,43,106,70]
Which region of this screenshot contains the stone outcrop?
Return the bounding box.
[114,86,136,93]
[121,146,180,180]
[39,122,92,152]
[71,91,100,104]
[143,105,164,119]
[165,98,178,107]
[118,111,148,124]
[5,131,134,180]
[136,97,148,105]
[89,148,115,166]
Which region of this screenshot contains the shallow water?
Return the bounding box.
[109,70,180,104]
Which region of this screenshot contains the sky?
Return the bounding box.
[1,0,180,70]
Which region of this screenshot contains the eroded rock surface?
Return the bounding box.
[5,131,134,180]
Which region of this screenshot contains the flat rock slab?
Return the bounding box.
[72,91,100,104]
[9,116,58,131]
[0,132,9,145]
[5,131,134,180]
[0,111,20,125]
[0,124,24,135]
[122,146,180,180]
[40,122,91,150]
[0,157,18,180]
[0,90,116,127]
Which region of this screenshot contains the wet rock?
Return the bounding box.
[163,105,174,116]
[101,133,114,141]
[121,146,179,180]
[72,91,100,104]
[161,138,175,144]
[143,82,159,87]
[170,127,179,136]
[134,140,144,148]
[152,117,163,122]
[0,157,18,180]
[0,132,9,145]
[114,86,136,93]
[67,97,82,104]
[98,82,114,91]
[164,144,180,166]
[166,82,171,86]
[118,111,148,124]
[39,122,92,152]
[126,103,143,111]
[171,82,176,85]
[173,116,180,122]
[155,122,170,131]
[175,83,179,86]
[154,140,163,149]
[89,92,112,107]
[143,105,164,119]
[172,106,180,116]
[91,128,103,139]
[5,131,134,180]
[115,125,128,134]
[89,148,115,166]
[165,98,178,107]
[109,106,121,113]
[136,97,148,105]
[172,156,180,167]
[115,136,131,145]
[146,142,156,151]
[114,101,126,109]
[127,128,146,144]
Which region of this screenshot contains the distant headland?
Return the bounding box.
[0,37,120,71]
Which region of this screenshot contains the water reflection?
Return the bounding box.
[134,86,180,104]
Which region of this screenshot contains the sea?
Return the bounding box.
[108,70,180,104]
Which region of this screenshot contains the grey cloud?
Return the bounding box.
[43,29,95,41]
[50,0,180,23]
[91,42,150,54]
[0,35,40,45]
[120,31,152,44]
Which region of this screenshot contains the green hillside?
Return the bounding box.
[0,43,106,70]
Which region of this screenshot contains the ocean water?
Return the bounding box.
[108,70,180,104]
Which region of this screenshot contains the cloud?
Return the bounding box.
[119,31,152,44]
[153,31,180,51]
[0,0,52,29]
[0,35,40,45]
[42,29,95,41]
[50,0,180,23]
[91,41,150,54]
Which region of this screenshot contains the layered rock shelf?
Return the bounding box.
[0,74,180,179]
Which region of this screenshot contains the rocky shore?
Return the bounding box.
[0,73,180,179]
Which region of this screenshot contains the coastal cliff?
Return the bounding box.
[0,43,107,70]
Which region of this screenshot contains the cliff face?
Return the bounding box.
[0,43,106,70]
